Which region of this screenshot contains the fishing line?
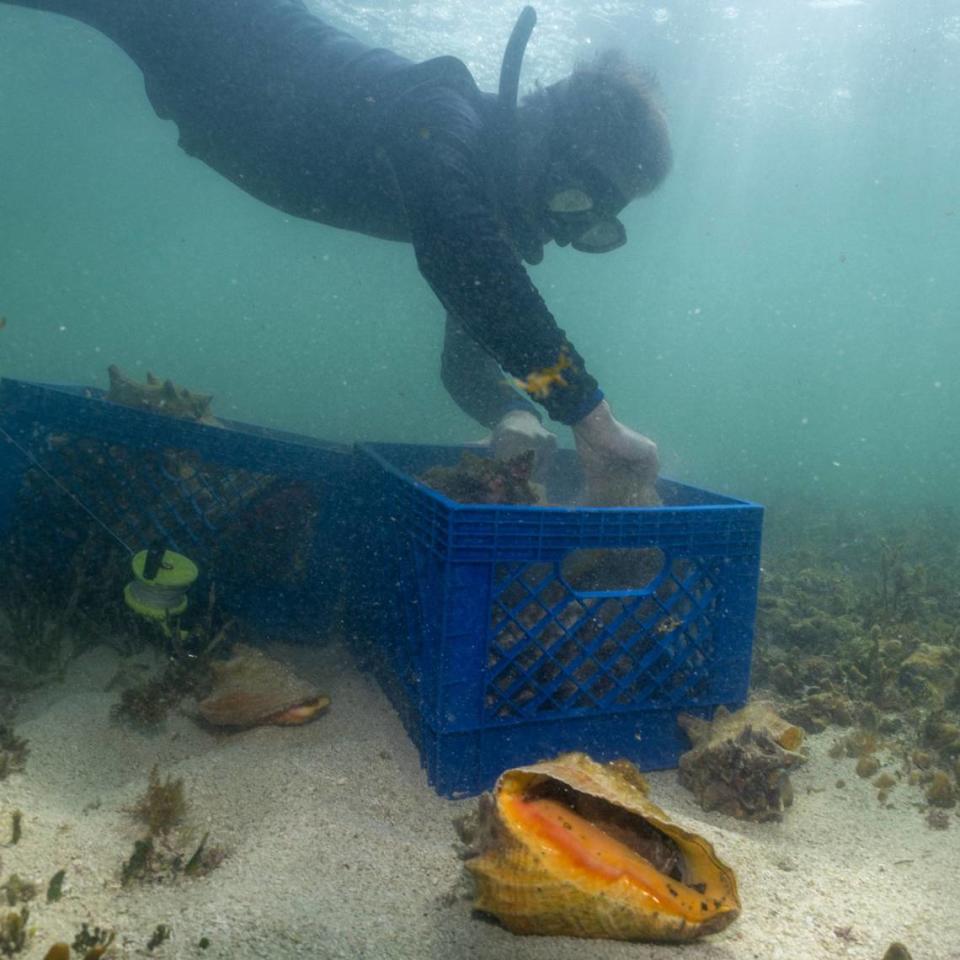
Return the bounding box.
[0,422,202,640]
[0,423,136,557]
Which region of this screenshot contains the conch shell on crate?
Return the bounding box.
[462,752,740,941]
[196,644,330,729]
[106,364,222,426]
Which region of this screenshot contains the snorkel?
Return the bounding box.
[498,7,537,124]
[496,6,543,264]
[496,7,632,258]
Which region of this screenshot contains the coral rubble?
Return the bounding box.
[753,515,960,822]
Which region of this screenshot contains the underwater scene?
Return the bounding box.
[1,1,958,959]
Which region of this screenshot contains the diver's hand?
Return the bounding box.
[573,400,659,505]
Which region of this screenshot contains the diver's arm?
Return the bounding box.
[385,90,602,426]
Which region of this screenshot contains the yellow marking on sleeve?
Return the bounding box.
[513,350,573,400]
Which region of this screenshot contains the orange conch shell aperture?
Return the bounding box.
[464,752,740,941]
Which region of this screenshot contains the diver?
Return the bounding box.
[2,0,673,497]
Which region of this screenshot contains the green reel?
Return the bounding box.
[124,548,198,624]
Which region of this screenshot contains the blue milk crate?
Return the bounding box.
[355,442,764,798]
[0,378,361,634]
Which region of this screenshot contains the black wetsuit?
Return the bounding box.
[3,0,603,425]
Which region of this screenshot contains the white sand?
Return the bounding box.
[1,642,957,960]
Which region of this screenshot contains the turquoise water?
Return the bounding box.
[1,0,957,523]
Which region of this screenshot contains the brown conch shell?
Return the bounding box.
[197,644,329,729]
[677,701,806,821]
[106,364,222,426]
[463,752,740,941]
[680,701,804,753]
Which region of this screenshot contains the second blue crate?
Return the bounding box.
[0,378,360,634]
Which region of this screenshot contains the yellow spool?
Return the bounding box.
[124,549,198,622]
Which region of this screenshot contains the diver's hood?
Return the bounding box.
[496,6,544,265]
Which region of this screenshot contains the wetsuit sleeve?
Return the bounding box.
[383,88,603,425]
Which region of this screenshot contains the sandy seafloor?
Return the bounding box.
[2,640,958,960]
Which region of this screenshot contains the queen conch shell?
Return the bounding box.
[679,701,804,754]
[197,644,329,728]
[677,701,806,822]
[463,752,740,941]
[106,364,222,426]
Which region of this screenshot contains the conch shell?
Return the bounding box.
[463,752,740,941]
[680,701,804,753]
[197,644,329,728]
[106,364,222,426]
[677,702,806,821]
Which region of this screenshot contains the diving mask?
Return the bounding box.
[543,163,629,253]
